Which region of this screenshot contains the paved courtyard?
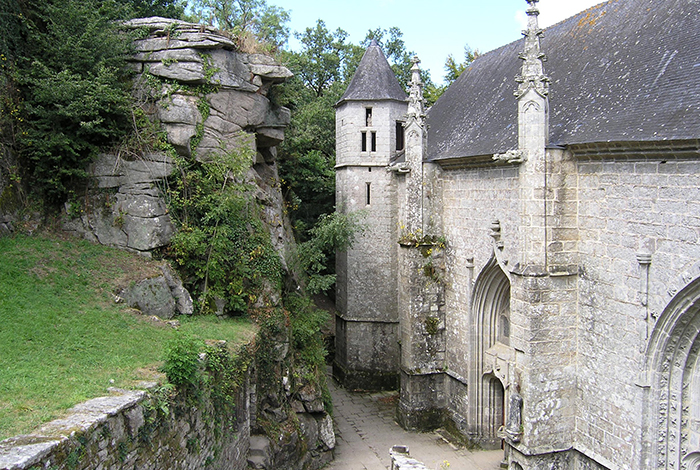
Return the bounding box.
[325,374,504,470]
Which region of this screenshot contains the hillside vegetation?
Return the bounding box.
[0,232,256,440]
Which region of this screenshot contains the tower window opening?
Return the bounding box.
[366,108,373,126]
[396,121,405,151]
[366,183,371,205]
[361,131,367,152]
[371,131,377,152]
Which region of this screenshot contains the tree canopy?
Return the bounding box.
[189,0,290,51]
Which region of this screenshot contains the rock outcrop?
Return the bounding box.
[63,17,294,261]
[118,263,194,319]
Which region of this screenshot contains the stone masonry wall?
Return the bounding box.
[0,379,251,470]
[334,99,406,390]
[440,165,520,394]
[575,154,700,468]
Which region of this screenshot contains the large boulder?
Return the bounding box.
[119,263,193,319]
[65,18,293,255]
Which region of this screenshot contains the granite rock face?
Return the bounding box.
[63,17,293,260]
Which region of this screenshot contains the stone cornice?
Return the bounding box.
[569,139,700,160]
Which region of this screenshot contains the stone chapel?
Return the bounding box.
[333,0,700,468]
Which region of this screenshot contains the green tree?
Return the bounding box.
[3,0,135,206]
[126,0,186,19]
[361,27,414,88]
[189,0,290,50]
[360,27,438,104]
[276,20,360,239]
[423,44,480,106]
[285,20,350,98]
[444,44,480,84]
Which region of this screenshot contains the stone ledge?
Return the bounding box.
[0,390,146,470]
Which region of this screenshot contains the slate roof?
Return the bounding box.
[337,40,407,105]
[427,0,700,161]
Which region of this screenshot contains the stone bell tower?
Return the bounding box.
[334,40,408,390]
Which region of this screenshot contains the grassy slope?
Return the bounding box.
[0,233,256,440]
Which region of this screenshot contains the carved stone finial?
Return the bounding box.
[407,56,425,122]
[515,0,550,99]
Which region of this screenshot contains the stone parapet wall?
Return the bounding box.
[0,381,250,470]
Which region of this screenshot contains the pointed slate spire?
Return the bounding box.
[515,0,550,98]
[407,56,425,122]
[337,40,407,105]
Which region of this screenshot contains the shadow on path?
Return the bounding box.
[324,373,504,470]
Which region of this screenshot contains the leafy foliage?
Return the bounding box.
[165,147,282,315]
[297,211,366,294]
[284,21,356,98]
[0,0,138,206]
[127,0,186,19]
[444,44,480,84]
[189,0,290,51]
[162,334,204,392]
[276,21,359,239]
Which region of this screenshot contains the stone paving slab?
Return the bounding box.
[325,374,504,470]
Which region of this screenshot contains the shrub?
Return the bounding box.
[161,334,203,392]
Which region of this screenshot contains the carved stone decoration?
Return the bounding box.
[489,220,513,276]
[514,0,551,99]
[387,162,411,174]
[490,219,502,243]
[642,276,700,469]
[638,252,653,351]
[505,390,524,443]
[522,101,541,113]
[493,149,527,164]
[470,255,512,446]
[406,56,425,124]
[683,451,700,470]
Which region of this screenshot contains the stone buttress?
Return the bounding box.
[497,1,580,466]
[392,58,447,429]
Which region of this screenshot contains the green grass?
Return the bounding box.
[0,233,256,440]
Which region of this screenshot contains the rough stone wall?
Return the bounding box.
[575,153,700,468]
[510,273,578,452]
[336,166,398,323]
[396,241,447,430]
[0,380,251,470]
[389,445,430,470]
[335,101,407,167]
[334,166,399,389]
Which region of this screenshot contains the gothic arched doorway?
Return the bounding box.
[470,255,511,446]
